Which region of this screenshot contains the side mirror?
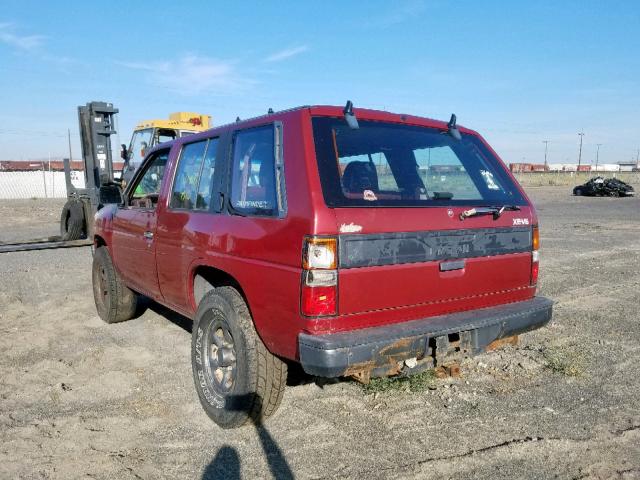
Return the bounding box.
[120,144,128,160]
[99,183,124,206]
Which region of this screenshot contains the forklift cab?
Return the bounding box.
[123,128,173,171]
[121,113,210,185]
[121,128,193,184]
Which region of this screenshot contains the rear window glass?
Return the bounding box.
[312,117,525,207]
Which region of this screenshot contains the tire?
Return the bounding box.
[60,199,86,240]
[191,287,287,429]
[92,246,138,323]
[574,188,582,196]
[609,190,620,197]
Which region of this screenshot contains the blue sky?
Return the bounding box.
[1,1,639,165]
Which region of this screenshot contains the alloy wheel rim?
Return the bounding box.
[204,320,237,393]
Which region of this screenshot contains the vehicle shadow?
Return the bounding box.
[140,297,193,333]
[139,298,339,478]
[201,394,294,480]
[142,297,343,389]
[143,297,349,393]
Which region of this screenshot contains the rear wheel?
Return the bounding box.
[574,188,582,196]
[609,190,620,197]
[60,199,86,240]
[92,246,138,323]
[191,287,287,428]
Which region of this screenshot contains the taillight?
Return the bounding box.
[531,225,540,286]
[301,237,337,316]
[302,237,337,270]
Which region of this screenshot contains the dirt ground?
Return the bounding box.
[1,187,639,479]
[0,199,66,244]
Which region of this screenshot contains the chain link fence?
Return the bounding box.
[0,170,84,200]
[0,168,85,199]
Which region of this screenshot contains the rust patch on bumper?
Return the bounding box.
[345,333,519,383]
[345,337,421,383]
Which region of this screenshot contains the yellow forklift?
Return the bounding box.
[0,103,210,252]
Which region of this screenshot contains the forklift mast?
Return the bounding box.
[62,101,119,240]
[78,102,118,196]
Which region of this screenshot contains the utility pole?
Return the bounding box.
[636,148,640,169]
[542,140,550,170]
[577,131,585,169]
[595,143,602,172]
[67,129,73,162]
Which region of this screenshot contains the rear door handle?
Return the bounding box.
[143,231,154,240]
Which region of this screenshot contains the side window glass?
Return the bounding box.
[171,141,207,209]
[230,126,276,215]
[129,150,169,209]
[196,139,219,210]
[157,129,177,144]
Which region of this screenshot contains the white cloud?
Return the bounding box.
[116,60,171,73]
[117,55,247,95]
[264,45,309,63]
[0,23,45,51]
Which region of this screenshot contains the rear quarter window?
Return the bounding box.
[229,125,286,217]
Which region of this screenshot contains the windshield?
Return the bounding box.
[312,117,525,207]
[128,128,154,170]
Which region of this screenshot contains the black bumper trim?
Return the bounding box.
[298,296,553,378]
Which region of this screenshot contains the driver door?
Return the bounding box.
[112,149,169,298]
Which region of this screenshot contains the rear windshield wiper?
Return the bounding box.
[459,205,521,221]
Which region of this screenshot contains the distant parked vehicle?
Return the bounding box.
[573,177,634,197]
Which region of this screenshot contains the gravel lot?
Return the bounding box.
[1,187,639,479]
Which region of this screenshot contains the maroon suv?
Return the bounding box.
[92,104,552,428]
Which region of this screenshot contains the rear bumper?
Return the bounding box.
[298,296,553,378]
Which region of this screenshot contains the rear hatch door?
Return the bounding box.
[335,207,533,316]
[311,115,534,320]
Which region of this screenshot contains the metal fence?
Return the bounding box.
[0,170,85,199]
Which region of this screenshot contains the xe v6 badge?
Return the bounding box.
[513,218,530,225]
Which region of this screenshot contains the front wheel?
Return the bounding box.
[191,287,287,428]
[92,246,138,323]
[574,188,582,196]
